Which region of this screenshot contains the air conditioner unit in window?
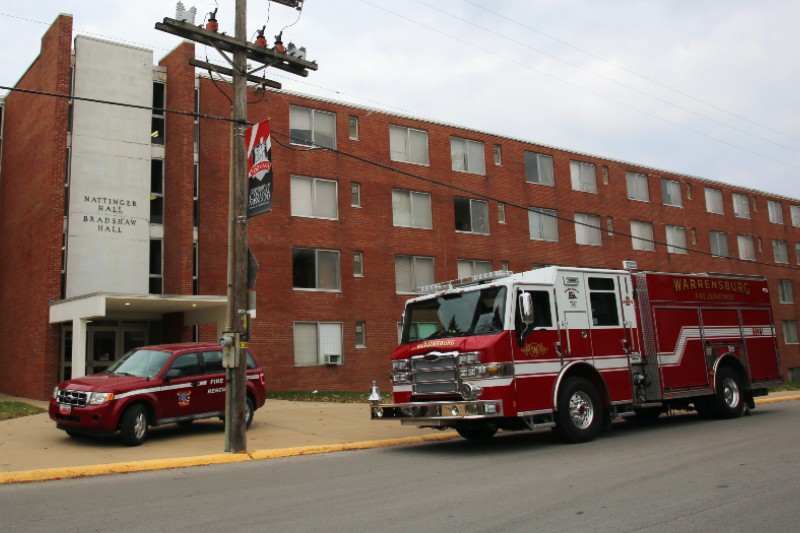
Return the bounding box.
[324,353,342,366]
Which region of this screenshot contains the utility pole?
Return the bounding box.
[156,0,316,453]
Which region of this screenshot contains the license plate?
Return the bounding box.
[59,404,72,415]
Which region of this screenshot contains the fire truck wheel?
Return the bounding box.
[455,423,497,441]
[120,404,149,446]
[711,367,744,419]
[556,377,602,443]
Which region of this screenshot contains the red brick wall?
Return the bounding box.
[0,15,72,399]
[194,87,800,389]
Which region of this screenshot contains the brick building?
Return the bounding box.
[1,14,798,400]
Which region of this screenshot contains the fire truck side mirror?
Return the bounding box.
[519,292,535,325]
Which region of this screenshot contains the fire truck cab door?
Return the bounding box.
[556,273,592,359]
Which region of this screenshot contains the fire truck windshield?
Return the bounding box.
[403,286,507,343]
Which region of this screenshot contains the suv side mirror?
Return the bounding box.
[165,368,181,381]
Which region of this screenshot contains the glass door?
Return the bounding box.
[88,328,117,375]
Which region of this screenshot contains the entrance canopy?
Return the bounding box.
[50,293,227,378]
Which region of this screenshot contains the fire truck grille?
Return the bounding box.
[411,352,458,395]
[57,389,88,407]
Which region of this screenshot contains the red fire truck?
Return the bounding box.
[370,264,782,443]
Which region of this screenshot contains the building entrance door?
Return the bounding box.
[60,323,150,377]
[89,328,117,374]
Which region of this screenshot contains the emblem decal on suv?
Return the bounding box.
[177,390,191,407]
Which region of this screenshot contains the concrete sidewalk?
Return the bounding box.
[1,392,798,484]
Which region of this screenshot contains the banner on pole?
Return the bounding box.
[246,119,273,218]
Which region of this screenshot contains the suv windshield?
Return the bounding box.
[403,286,507,343]
[106,349,172,378]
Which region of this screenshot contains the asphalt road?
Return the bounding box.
[2,401,799,532]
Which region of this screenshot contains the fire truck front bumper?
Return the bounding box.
[370,400,504,426]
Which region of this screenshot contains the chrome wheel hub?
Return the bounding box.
[569,391,594,429]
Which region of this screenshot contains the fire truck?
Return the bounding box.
[370,264,782,443]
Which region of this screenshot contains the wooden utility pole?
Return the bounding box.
[156,0,317,453]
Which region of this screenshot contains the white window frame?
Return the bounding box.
[395,255,435,294]
[457,259,492,278]
[389,125,429,166]
[350,182,361,207]
[737,235,756,261]
[791,205,800,227]
[705,188,724,214]
[348,116,359,140]
[570,160,597,193]
[392,189,432,229]
[450,137,486,175]
[773,239,789,264]
[630,220,655,251]
[779,279,794,304]
[355,321,366,348]
[292,248,341,291]
[454,197,490,234]
[665,225,687,254]
[293,322,343,366]
[528,207,559,242]
[733,193,750,219]
[353,251,363,277]
[289,105,336,149]
[290,176,338,220]
[783,320,799,344]
[662,179,683,207]
[626,172,649,202]
[768,200,784,224]
[524,151,554,186]
[575,213,601,246]
[709,231,729,258]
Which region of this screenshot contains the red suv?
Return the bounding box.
[49,342,266,446]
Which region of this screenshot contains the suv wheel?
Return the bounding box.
[120,404,149,446]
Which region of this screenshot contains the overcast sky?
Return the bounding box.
[2,1,799,200]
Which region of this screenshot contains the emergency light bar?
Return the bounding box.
[417,270,512,294]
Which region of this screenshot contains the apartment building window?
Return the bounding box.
[774,239,789,264]
[493,144,502,166]
[392,189,432,229]
[738,235,755,261]
[732,193,750,218]
[796,243,800,264]
[150,159,164,224]
[355,322,366,348]
[292,248,340,291]
[389,125,429,165]
[457,259,492,278]
[291,176,338,219]
[351,182,361,207]
[709,231,729,258]
[779,279,794,304]
[606,217,614,236]
[450,137,486,175]
[705,188,724,214]
[791,205,800,227]
[395,255,435,293]
[631,220,655,251]
[353,251,363,277]
[289,105,336,148]
[665,225,687,254]
[454,197,489,234]
[192,242,199,295]
[768,200,784,224]
[570,160,597,193]
[193,86,200,146]
[575,213,601,246]
[528,208,559,242]
[348,116,359,140]
[151,81,165,145]
[783,320,799,344]
[149,239,163,294]
[501,261,509,271]
[626,172,649,202]
[193,163,199,227]
[294,322,343,366]
[662,179,682,207]
[524,151,554,186]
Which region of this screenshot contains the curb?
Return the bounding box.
[2,394,798,485]
[0,432,459,485]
